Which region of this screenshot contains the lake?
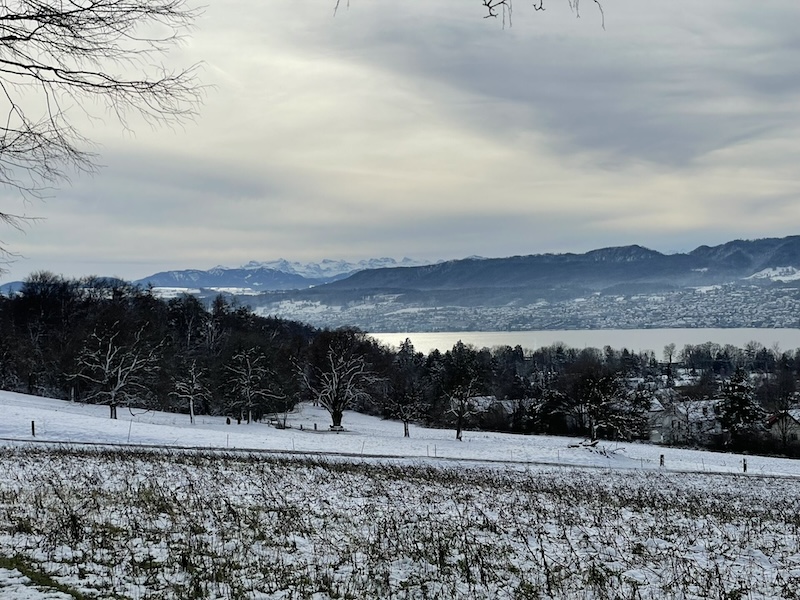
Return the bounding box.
[369,328,800,354]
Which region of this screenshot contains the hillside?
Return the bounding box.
[6,235,800,331]
[251,236,800,331]
[2,391,800,599]
[1,390,798,475]
[317,236,800,294]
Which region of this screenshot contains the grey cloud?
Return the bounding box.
[94,151,274,202]
[6,0,800,282]
[291,209,631,261]
[61,149,294,228]
[1,147,309,279]
[304,2,800,168]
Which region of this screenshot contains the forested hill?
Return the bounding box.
[316,236,800,294]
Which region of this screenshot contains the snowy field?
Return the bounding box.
[1,392,800,598]
[2,390,800,477]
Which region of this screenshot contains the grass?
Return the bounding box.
[0,554,91,599]
[0,445,798,599]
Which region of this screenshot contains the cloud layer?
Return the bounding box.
[2,0,799,280]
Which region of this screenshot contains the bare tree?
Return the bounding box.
[0,0,202,251]
[431,341,490,440]
[387,338,427,438]
[171,358,208,424]
[71,323,162,419]
[225,347,272,424]
[335,0,602,23]
[448,378,479,442]
[302,348,376,430]
[488,0,603,26]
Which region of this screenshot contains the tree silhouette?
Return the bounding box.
[302,330,379,429]
[71,323,163,419]
[0,0,202,259]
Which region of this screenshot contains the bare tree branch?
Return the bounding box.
[171,358,208,424]
[335,0,605,27]
[0,0,203,264]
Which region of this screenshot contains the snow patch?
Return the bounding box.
[746,266,800,282]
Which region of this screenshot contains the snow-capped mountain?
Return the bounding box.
[240,257,430,280]
[135,257,436,292]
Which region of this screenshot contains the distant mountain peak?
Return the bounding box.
[133,257,438,293]
[237,257,434,279]
[584,245,663,262]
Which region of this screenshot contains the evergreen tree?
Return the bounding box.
[720,367,764,448]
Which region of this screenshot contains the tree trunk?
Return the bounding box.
[403,420,410,438]
[331,409,343,428]
[189,397,195,425]
[456,417,463,441]
[110,404,117,420]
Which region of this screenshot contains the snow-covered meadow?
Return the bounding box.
[2,392,800,598]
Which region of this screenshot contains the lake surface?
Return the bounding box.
[370,328,800,354]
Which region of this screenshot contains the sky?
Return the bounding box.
[1,0,800,282]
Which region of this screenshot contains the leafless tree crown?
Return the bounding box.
[0,0,203,216]
[334,0,604,28]
[483,0,604,28]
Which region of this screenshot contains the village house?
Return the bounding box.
[649,398,724,446]
[766,409,800,449]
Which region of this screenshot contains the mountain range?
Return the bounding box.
[131,236,800,299]
[4,236,800,332]
[135,257,432,291]
[240,235,800,331]
[141,236,800,299]
[276,236,800,304]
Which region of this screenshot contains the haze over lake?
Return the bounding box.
[370,328,800,355]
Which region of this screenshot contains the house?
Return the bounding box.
[649,399,724,446]
[766,409,800,448]
[468,396,541,431]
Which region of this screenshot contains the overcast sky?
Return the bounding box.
[2,0,800,282]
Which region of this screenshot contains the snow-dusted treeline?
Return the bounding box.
[0,273,319,422]
[2,273,800,454]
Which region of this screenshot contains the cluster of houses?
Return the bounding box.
[466,371,800,454]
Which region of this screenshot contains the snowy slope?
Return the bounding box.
[3,391,800,600]
[2,390,798,477]
[746,266,800,282]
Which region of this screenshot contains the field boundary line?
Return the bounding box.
[1,435,799,481]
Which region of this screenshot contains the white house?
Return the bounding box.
[766,408,800,449]
[649,399,723,446]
